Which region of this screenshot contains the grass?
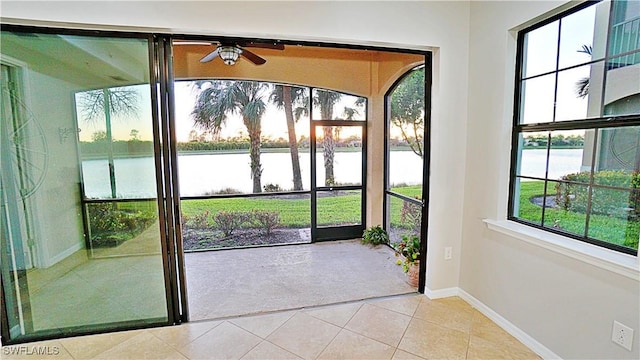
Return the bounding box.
[515,181,638,250]
[182,195,312,228]
[181,185,424,230]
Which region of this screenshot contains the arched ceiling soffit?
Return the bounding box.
[172,43,424,97]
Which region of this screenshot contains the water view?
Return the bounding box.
[81,149,584,198]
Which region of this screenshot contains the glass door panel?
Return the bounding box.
[312,125,365,241]
[0,30,171,343]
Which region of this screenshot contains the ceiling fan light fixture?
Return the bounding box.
[219,46,242,65]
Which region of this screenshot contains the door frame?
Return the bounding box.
[383,56,432,293]
[310,120,367,242]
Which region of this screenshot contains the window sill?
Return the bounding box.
[483,219,639,281]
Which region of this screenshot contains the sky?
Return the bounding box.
[78,81,367,143]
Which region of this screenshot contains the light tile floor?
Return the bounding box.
[2,294,541,359]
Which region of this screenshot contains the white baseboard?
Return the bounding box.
[423,286,561,360]
[457,288,561,359]
[423,286,459,299]
[44,241,83,268]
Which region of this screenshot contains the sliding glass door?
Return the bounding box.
[0,28,173,343]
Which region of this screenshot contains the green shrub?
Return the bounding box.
[87,202,156,247]
[213,211,251,237]
[263,183,284,193]
[555,170,639,218]
[251,210,281,235]
[189,210,210,229]
[400,200,422,233]
[362,225,389,246]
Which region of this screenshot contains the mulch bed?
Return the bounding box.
[182,227,308,251]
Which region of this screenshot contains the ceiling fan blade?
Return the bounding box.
[242,41,285,50]
[200,47,220,63]
[241,48,267,65]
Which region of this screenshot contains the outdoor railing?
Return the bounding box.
[608,15,640,69]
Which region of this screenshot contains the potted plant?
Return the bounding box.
[393,234,421,287]
[361,225,389,246]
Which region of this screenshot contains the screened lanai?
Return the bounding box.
[0,28,430,344]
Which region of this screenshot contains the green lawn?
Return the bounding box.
[180,185,424,230]
[515,181,638,250]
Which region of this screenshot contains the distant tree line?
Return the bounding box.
[524,134,585,148]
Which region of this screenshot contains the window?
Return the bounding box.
[510,0,640,255]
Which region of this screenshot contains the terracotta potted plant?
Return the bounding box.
[393,234,421,287]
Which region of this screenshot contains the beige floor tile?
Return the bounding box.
[470,310,534,354]
[413,296,474,333]
[391,349,426,360]
[240,341,302,360]
[467,335,541,360]
[230,310,296,338]
[345,303,411,347]
[178,321,261,360]
[93,331,187,359]
[369,294,422,317]
[149,320,222,349]
[59,330,137,359]
[304,302,363,327]
[318,329,395,360]
[1,340,73,359]
[266,312,341,359]
[398,318,469,360]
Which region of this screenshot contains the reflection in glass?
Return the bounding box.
[0,31,169,342]
[86,200,159,257]
[609,0,640,58]
[520,74,555,124]
[316,190,361,227]
[523,21,559,78]
[603,56,640,117]
[555,65,592,121]
[596,126,640,172]
[558,5,597,69]
[77,85,156,199]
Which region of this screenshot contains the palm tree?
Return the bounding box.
[270,85,308,191]
[576,45,592,99]
[77,87,139,198]
[314,89,342,186]
[191,80,269,193]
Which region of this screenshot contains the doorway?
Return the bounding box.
[1,26,430,344]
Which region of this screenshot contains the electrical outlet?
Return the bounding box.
[444,247,452,260]
[612,321,634,351]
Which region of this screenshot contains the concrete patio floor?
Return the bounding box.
[185,239,417,321]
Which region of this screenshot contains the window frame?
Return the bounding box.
[508,0,640,256]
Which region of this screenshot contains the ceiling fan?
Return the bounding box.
[199,41,285,66]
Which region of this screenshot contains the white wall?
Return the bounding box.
[6,1,639,358]
[2,0,471,293]
[463,1,640,359]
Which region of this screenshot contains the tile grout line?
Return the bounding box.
[393,296,423,359]
[147,319,224,359]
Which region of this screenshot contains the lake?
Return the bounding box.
[81,149,583,198]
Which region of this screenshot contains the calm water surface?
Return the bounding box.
[81,149,583,198]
